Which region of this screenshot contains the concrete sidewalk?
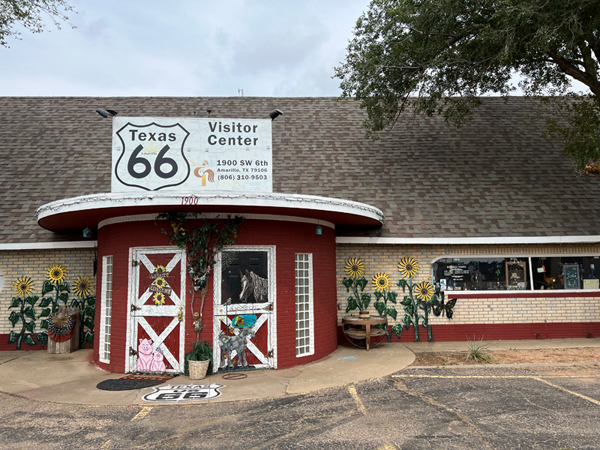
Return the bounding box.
[0,338,598,406]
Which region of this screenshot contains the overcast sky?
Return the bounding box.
[0,0,370,97]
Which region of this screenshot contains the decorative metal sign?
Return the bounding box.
[112,117,272,193]
[142,384,224,402]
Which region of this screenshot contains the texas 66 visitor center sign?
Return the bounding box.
[111,117,272,193]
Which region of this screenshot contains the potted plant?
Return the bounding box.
[185,340,213,380]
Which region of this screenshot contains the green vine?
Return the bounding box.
[156,212,244,340]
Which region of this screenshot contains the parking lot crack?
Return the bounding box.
[523,396,551,411]
[394,378,495,450]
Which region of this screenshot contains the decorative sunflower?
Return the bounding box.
[153,277,167,289]
[414,281,434,302]
[46,264,67,283]
[170,222,186,236]
[398,257,419,278]
[13,276,34,297]
[154,265,167,275]
[372,272,391,292]
[345,258,365,279]
[73,275,94,297]
[153,292,165,305]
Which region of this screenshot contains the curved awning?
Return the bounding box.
[37,192,384,233]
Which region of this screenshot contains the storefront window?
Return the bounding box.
[433,257,530,291]
[433,256,600,292]
[531,257,600,290]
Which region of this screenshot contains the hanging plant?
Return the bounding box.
[342,258,371,312]
[371,272,397,341]
[156,212,244,341]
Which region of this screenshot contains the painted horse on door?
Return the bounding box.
[214,247,276,372]
[128,247,186,374]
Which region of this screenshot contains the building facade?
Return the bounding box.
[1,96,599,373]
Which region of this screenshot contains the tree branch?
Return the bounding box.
[547,50,600,96]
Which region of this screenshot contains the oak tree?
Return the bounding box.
[335,0,600,171]
[1,0,74,48]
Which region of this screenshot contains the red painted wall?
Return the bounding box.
[94,217,337,373]
[338,322,600,344]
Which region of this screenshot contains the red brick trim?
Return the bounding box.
[338,322,600,344]
[446,292,600,299]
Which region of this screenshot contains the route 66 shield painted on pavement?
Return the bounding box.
[142,384,224,402]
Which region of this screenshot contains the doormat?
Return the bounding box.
[120,374,174,381]
[96,375,174,391]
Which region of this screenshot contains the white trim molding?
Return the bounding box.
[336,235,600,245]
[0,241,97,251]
[37,192,384,225]
[99,212,335,230]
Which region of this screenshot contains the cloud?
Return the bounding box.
[0,0,370,97]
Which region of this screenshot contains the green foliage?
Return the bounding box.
[37,332,48,346]
[7,296,39,350]
[466,338,493,363]
[335,0,600,167]
[156,212,244,292]
[83,330,94,345]
[9,310,20,327]
[542,94,600,171]
[45,277,70,313]
[8,267,93,350]
[372,287,398,342]
[343,277,371,312]
[42,280,54,296]
[392,276,435,342]
[0,0,75,48]
[71,294,95,349]
[184,340,213,375]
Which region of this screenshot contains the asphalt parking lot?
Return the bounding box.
[0,364,598,449]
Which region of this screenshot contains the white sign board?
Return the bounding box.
[111,117,272,193]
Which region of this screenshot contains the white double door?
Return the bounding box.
[127,247,186,374]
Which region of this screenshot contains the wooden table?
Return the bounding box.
[342,315,387,350]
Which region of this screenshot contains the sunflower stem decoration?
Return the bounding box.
[70,275,96,349]
[342,258,371,312]
[8,277,46,349]
[42,264,70,314]
[391,257,439,342]
[372,272,398,342]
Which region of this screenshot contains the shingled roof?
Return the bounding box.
[1,96,599,245]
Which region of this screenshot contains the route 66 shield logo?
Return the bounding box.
[113,122,190,191]
[142,384,224,402]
